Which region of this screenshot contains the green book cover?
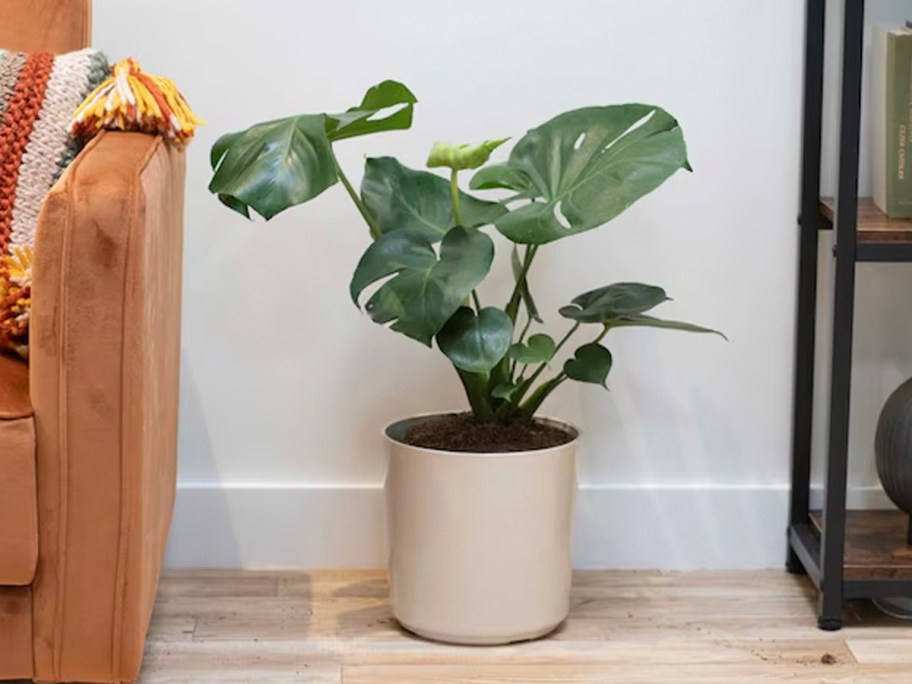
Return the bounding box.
[887,31,912,217]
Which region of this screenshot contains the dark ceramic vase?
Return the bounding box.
[875,377,912,545]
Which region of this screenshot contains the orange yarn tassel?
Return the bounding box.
[70,58,203,147]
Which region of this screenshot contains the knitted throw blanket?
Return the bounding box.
[0,48,109,357]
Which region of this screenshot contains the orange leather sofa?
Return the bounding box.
[0,1,184,681]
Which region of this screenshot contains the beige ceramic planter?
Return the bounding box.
[384,414,578,645]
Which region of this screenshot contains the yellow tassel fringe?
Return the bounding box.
[71,58,204,148]
[0,245,34,359]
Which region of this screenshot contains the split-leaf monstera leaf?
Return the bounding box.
[472,104,690,244]
[209,80,417,220]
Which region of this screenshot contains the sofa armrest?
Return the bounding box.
[29,131,185,683]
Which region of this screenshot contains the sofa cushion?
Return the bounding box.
[0,353,37,585]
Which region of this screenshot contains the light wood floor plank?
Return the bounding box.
[846,638,912,663]
[136,570,912,682]
[341,663,909,684]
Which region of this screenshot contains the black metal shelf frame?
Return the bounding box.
[787,0,912,630]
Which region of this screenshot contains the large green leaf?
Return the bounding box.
[437,307,513,372]
[564,343,613,387]
[493,104,690,244]
[350,226,495,345]
[361,157,506,241]
[209,114,338,220]
[558,283,723,338]
[558,283,669,324]
[325,80,417,142]
[508,333,556,365]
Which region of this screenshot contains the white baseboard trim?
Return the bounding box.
[164,483,892,571]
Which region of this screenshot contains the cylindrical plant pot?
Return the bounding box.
[875,377,912,544]
[384,414,578,645]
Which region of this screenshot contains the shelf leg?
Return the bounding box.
[788,0,827,577]
[818,0,866,632]
[906,516,912,547]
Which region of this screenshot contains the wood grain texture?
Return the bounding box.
[820,197,912,243]
[136,570,912,683]
[810,510,912,579]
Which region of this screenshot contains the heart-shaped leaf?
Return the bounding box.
[209,114,338,220]
[608,314,725,338]
[361,157,506,241]
[508,333,556,365]
[325,80,417,142]
[437,307,513,373]
[493,104,690,244]
[564,343,613,388]
[511,245,542,323]
[350,226,495,345]
[559,283,669,324]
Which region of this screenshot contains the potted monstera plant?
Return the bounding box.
[209,81,720,645]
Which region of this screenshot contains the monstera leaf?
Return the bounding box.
[564,344,613,387]
[325,80,417,142]
[559,282,724,337]
[209,114,338,220]
[489,104,690,244]
[350,226,495,345]
[361,157,506,241]
[558,283,669,324]
[209,81,417,220]
[437,307,513,373]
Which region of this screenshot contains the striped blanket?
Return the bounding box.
[0,48,109,357]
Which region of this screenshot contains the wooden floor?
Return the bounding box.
[138,570,912,683]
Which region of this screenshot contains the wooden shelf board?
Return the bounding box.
[820,197,912,243]
[810,509,912,579]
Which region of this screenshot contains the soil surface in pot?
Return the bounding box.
[403,413,575,453]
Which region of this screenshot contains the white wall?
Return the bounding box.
[90,0,845,569]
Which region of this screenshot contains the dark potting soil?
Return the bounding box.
[403,413,575,453]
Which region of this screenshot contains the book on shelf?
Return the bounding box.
[872,26,912,218]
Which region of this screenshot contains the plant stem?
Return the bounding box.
[472,290,482,311]
[518,312,534,345]
[518,325,609,420]
[336,158,381,240]
[523,322,580,390]
[505,245,538,322]
[456,367,494,422]
[518,374,567,418]
[450,169,463,226]
[508,315,534,380]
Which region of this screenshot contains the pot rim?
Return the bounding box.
[383,411,580,458]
